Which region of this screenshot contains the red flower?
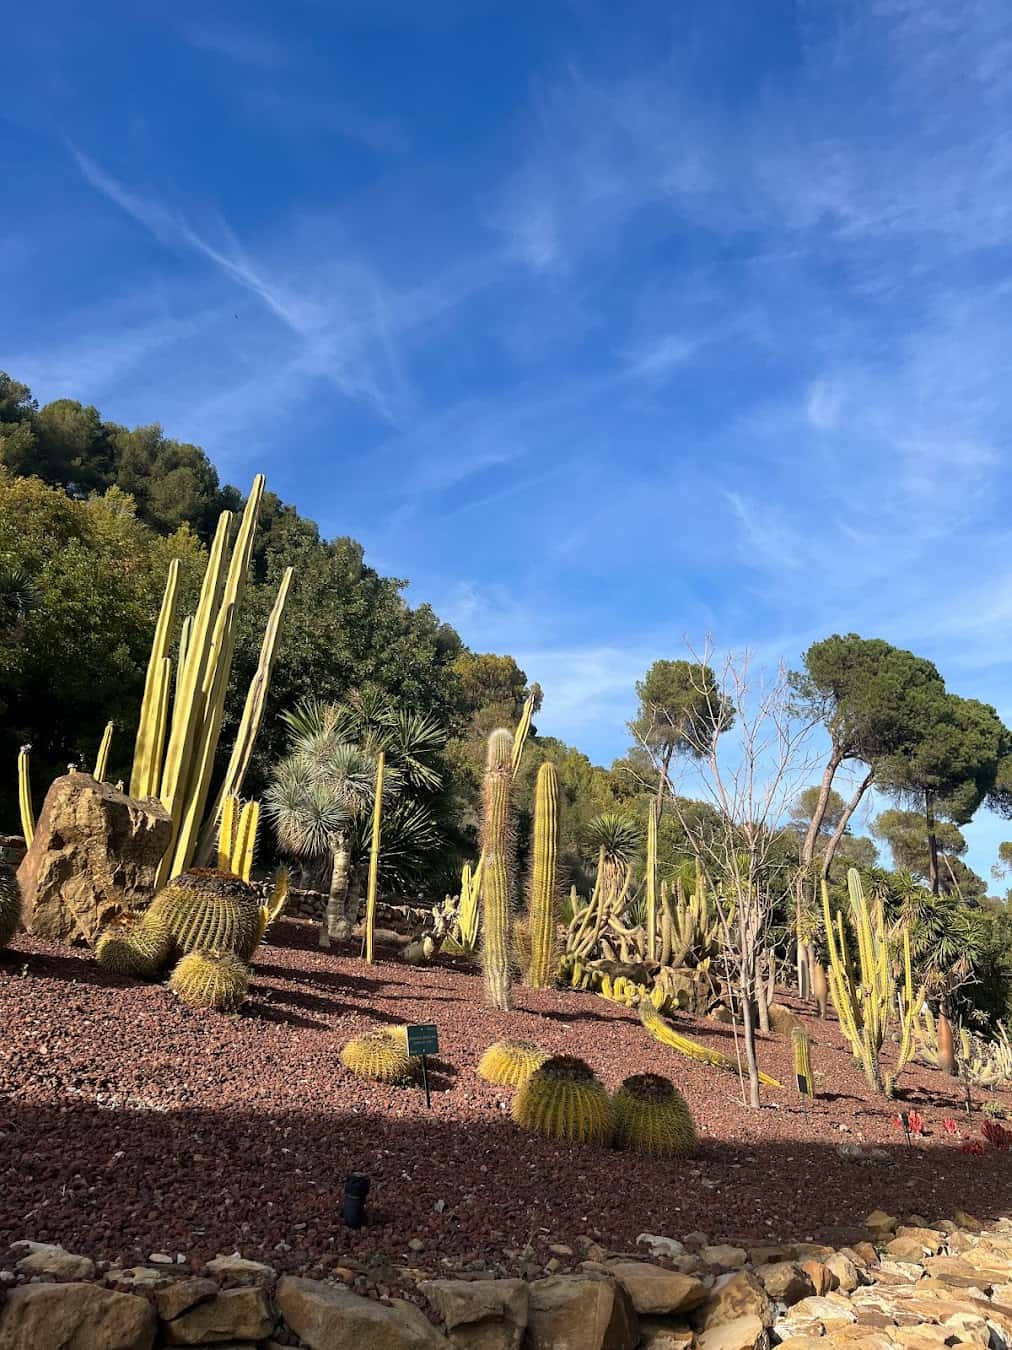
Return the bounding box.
[907,1110,925,1136]
[982,1120,1012,1151]
[941,1118,959,1135]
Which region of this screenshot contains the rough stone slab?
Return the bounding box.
[277,1276,450,1348]
[13,1240,96,1280]
[695,1272,772,1331]
[155,1277,219,1322]
[696,1313,769,1350]
[0,1281,156,1349]
[527,1273,639,1350]
[419,1278,527,1349]
[606,1262,707,1316]
[163,1286,273,1345]
[204,1254,277,1283]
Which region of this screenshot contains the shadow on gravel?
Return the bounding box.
[0,1096,1000,1279]
[0,946,135,991]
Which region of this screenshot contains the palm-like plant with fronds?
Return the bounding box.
[265,693,445,944]
[584,812,641,894]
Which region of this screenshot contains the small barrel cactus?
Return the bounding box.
[147,868,262,962]
[478,1039,549,1088]
[341,1027,416,1084]
[169,949,250,1012]
[96,912,173,978]
[0,859,22,948]
[611,1072,696,1157]
[513,1055,611,1145]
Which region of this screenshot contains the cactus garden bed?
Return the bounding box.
[1,916,1010,1279]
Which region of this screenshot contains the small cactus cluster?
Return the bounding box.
[478,1039,549,1088]
[341,1026,417,1084]
[0,858,22,948]
[513,1055,612,1145]
[169,950,250,1012]
[611,1073,696,1157]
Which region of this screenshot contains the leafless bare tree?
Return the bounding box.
[635,642,817,1108]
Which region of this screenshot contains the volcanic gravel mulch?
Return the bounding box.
[1,917,1010,1278]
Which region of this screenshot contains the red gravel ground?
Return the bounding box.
[1,917,1010,1277]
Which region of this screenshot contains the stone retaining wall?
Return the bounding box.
[2,1209,1011,1349]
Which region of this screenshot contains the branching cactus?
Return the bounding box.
[526,761,560,988]
[480,728,515,1010]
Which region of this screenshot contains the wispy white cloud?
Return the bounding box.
[182,20,290,70]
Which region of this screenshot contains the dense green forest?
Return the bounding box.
[4,368,1012,1027]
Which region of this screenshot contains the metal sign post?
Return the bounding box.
[899,1111,912,1147]
[406,1023,439,1109]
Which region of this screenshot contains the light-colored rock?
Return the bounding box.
[154,1278,219,1322]
[696,1313,768,1350]
[277,1276,449,1348]
[203,1254,277,1283]
[772,1338,826,1350]
[526,1273,638,1350]
[13,1240,96,1280]
[702,1247,748,1272]
[865,1211,899,1238]
[755,1263,814,1305]
[639,1322,696,1349]
[107,1267,176,1292]
[951,1213,983,1233]
[419,1278,527,1349]
[885,1238,929,1263]
[639,1235,688,1260]
[894,1228,944,1255]
[0,1281,156,1349]
[799,1262,836,1297]
[824,1254,863,1293]
[606,1262,706,1316]
[163,1287,273,1345]
[749,1246,798,1268]
[695,1273,772,1331]
[17,773,172,944]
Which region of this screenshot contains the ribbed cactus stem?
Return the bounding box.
[364,752,385,965]
[792,1027,814,1098]
[17,745,34,847]
[458,858,482,950]
[480,728,514,1011]
[511,691,536,779]
[93,721,114,783]
[527,761,560,988]
[130,559,179,798]
[659,879,673,966]
[646,800,658,963]
[218,795,239,872]
[232,800,259,882]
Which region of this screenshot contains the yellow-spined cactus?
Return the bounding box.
[611,1073,697,1157]
[478,1039,549,1088]
[97,912,173,978]
[526,761,560,988]
[169,949,250,1012]
[513,1055,611,1145]
[341,1027,416,1084]
[480,729,515,1011]
[792,1026,815,1098]
[146,868,262,962]
[639,1003,781,1088]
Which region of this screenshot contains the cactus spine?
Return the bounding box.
[341,1027,415,1083]
[478,1039,549,1087]
[792,1027,814,1098]
[480,729,514,1011]
[526,761,560,988]
[93,722,114,782]
[17,745,34,846]
[364,752,385,964]
[170,949,250,1012]
[611,1073,696,1157]
[821,868,923,1095]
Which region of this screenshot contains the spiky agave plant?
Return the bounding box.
[0,857,21,948]
[478,1039,549,1088]
[611,1073,696,1157]
[513,1055,611,1145]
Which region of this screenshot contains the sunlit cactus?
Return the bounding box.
[478,1039,549,1088]
[513,1054,611,1145]
[96,911,172,978]
[480,728,515,1011]
[526,761,560,988]
[169,949,250,1012]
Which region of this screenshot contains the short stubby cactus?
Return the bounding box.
[0,858,22,948]
[611,1072,697,1157]
[513,1054,611,1145]
[96,912,173,978]
[478,1039,549,1088]
[169,949,250,1012]
[341,1027,416,1084]
[146,868,262,962]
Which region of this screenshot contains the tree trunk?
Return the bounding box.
[740,981,761,1108]
[925,790,940,896]
[756,977,770,1034]
[820,770,874,879]
[320,835,351,945]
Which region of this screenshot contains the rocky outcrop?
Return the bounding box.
[527,1273,639,1349]
[17,773,171,944]
[419,1277,528,1348]
[0,1282,155,1349]
[277,1275,450,1348]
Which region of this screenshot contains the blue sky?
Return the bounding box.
[4,0,1012,879]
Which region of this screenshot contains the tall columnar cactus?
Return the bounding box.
[792,1026,815,1098]
[480,728,515,1011]
[364,752,385,965]
[645,801,658,963]
[217,796,259,881]
[126,477,293,886]
[17,745,34,846]
[526,761,560,988]
[821,868,923,1096]
[93,722,114,783]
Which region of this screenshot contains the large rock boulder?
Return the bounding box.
[17,773,171,944]
[527,1274,638,1350]
[0,1281,156,1349]
[162,1286,273,1344]
[276,1277,450,1348]
[419,1278,528,1349]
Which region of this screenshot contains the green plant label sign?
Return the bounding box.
[795,1073,810,1097]
[406,1023,439,1056]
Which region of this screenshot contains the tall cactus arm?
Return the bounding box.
[364,752,385,964]
[130,559,180,798]
[17,745,34,846]
[93,721,114,783]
